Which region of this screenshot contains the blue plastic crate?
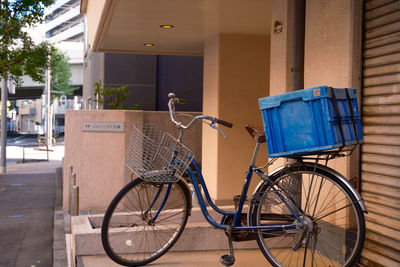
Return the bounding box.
[259,86,363,158]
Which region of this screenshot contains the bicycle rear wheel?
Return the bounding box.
[250,164,365,267]
[101,178,191,266]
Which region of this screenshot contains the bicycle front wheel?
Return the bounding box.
[101,178,191,266]
[250,164,365,267]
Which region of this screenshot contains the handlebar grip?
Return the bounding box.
[168,93,186,104]
[215,119,233,128]
[177,98,186,104]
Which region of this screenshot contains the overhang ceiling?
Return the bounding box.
[85,0,271,55]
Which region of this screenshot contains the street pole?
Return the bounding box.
[45,49,52,150]
[0,1,6,173]
[1,78,8,173]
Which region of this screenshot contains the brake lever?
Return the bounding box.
[210,121,226,138]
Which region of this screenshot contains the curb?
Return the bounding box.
[53,167,69,267]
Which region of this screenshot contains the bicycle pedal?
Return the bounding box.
[220,254,235,266]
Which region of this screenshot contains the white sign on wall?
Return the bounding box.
[82,122,125,132]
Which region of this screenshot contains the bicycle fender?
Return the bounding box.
[251,163,368,214]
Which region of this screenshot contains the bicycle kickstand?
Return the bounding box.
[220,226,235,266]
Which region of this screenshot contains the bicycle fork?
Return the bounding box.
[142,183,173,225]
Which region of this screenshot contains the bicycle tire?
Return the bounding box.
[101,178,191,266]
[249,164,365,267]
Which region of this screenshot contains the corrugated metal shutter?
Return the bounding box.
[361,0,400,266]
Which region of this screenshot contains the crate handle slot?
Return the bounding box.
[345,88,360,144]
[329,87,345,148]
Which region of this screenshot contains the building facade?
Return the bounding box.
[43,0,84,90]
[44,0,84,43]
[81,0,400,266]
[83,52,203,111]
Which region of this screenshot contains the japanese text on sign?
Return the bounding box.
[82,122,125,132]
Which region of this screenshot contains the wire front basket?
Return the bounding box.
[125,123,194,183]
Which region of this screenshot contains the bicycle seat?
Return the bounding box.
[245,124,266,143]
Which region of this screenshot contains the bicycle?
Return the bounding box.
[101,92,367,267]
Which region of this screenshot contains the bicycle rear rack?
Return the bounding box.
[287,144,358,163]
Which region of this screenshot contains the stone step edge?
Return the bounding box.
[71,215,259,257]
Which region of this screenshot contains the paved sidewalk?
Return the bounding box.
[80,250,268,267]
[0,145,65,267]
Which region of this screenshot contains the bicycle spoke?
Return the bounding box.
[313,182,334,213]
[253,166,365,267]
[312,202,356,223]
[102,179,190,266]
[155,210,185,224]
[314,186,344,218]
[315,194,348,217]
[279,245,295,265]
[265,235,298,259]
[308,176,325,215]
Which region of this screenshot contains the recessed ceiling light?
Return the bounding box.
[144,43,154,47]
[160,25,174,29]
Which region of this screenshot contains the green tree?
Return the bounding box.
[0,0,55,81]
[50,48,75,97]
[93,80,140,110]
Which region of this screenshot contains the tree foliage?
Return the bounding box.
[50,48,75,97]
[93,80,140,110]
[0,0,55,81]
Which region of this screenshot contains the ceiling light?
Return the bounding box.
[160,25,174,29]
[144,43,154,47]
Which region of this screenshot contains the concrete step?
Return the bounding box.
[70,207,259,259]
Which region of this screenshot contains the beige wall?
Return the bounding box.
[63,110,201,211]
[143,112,202,161]
[202,34,221,198]
[269,0,362,98]
[202,33,270,202]
[84,0,107,50]
[305,1,354,87]
[270,0,290,94]
[83,52,104,109]
[64,110,136,211]
[304,0,363,179]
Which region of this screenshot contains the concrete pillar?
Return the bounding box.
[202,34,269,202]
[269,0,304,168]
[270,0,291,94]
[304,0,363,180]
[83,52,104,109]
[269,0,362,181]
[270,0,305,93]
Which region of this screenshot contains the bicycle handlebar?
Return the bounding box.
[167,93,233,131]
[215,119,233,128]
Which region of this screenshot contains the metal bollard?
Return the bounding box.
[22,146,27,163]
[69,166,80,216]
[68,166,73,213]
[72,185,79,216]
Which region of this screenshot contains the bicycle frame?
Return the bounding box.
[185,158,299,232]
[159,95,310,233]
